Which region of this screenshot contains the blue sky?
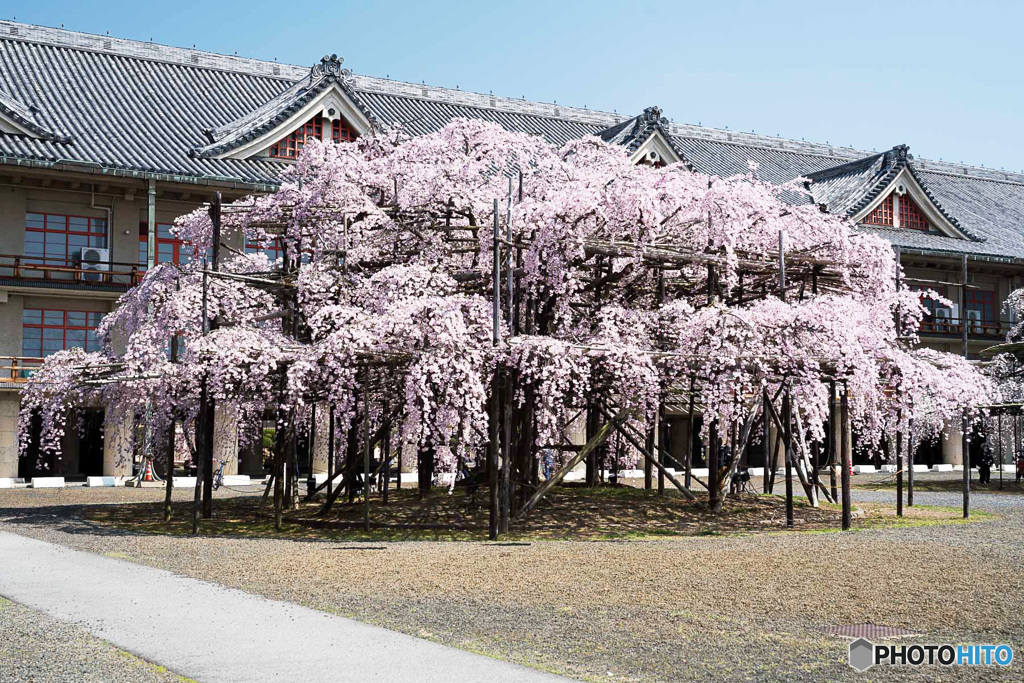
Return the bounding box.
[6,1,1023,172]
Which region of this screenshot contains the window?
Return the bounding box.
[25,212,107,265]
[862,194,930,231]
[139,223,199,269]
[22,308,103,358]
[268,114,358,159]
[965,289,996,324]
[898,195,929,231]
[862,195,894,227]
[245,237,284,262]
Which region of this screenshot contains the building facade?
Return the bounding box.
[1,21,1021,479]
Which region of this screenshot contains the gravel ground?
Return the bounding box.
[0,596,187,683]
[1,476,1022,682]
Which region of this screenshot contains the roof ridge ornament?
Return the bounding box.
[641,105,668,126]
[310,54,352,85]
[889,143,912,163]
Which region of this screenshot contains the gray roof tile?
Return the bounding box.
[2,20,1024,260]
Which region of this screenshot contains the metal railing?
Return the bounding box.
[0,253,142,287]
[0,356,44,383]
[919,316,1011,339]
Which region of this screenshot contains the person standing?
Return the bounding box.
[978,447,994,485]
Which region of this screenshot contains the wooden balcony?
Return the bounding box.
[0,254,142,289]
[919,316,1011,340]
[0,356,44,383]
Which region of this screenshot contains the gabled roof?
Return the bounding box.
[192,54,380,159]
[804,145,976,241]
[598,106,692,167]
[0,87,70,142]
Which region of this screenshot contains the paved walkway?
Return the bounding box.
[0,532,570,683]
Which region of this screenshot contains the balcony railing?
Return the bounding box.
[919,316,1011,340]
[0,356,44,383]
[0,254,142,288]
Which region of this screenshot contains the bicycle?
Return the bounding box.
[212,458,228,491]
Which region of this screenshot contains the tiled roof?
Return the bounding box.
[2,20,1024,260]
[193,55,382,158]
[597,106,693,167]
[804,145,972,241]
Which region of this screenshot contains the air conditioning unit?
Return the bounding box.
[79,247,110,281]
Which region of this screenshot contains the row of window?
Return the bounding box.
[25,213,108,265]
[862,194,930,231]
[22,308,103,358]
[22,214,281,270]
[268,114,358,159]
[916,286,996,322]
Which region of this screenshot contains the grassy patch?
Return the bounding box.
[77,482,988,542]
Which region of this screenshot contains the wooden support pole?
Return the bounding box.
[829,380,839,504]
[686,376,696,490]
[962,409,970,519]
[762,390,771,494]
[840,384,852,531]
[783,384,794,528]
[327,405,335,494]
[644,423,654,490]
[273,409,286,532]
[707,419,719,511]
[382,405,391,506]
[907,417,915,506]
[998,412,1004,491]
[499,375,512,534]
[657,401,667,496]
[594,406,698,502]
[200,192,221,520]
[306,404,317,502]
[163,335,177,523]
[488,375,500,541]
[896,417,904,518]
[515,409,630,521]
[363,368,371,532]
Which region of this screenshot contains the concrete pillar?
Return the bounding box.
[312,404,330,474]
[0,395,20,478]
[102,410,134,477]
[942,424,964,465]
[213,403,239,476]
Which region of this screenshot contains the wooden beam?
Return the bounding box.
[514,409,630,521]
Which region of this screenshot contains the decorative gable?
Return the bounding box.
[862,192,930,231]
[192,55,377,161]
[598,106,692,169]
[853,170,968,239]
[267,113,359,159]
[806,145,977,242]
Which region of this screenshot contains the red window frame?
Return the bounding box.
[25,212,108,265]
[268,114,359,159]
[965,289,996,324]
[245,237,284,262]
[22,308,104,358]
[139,223,197,269]
[898,195,929,231]
[862,195,894,227]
